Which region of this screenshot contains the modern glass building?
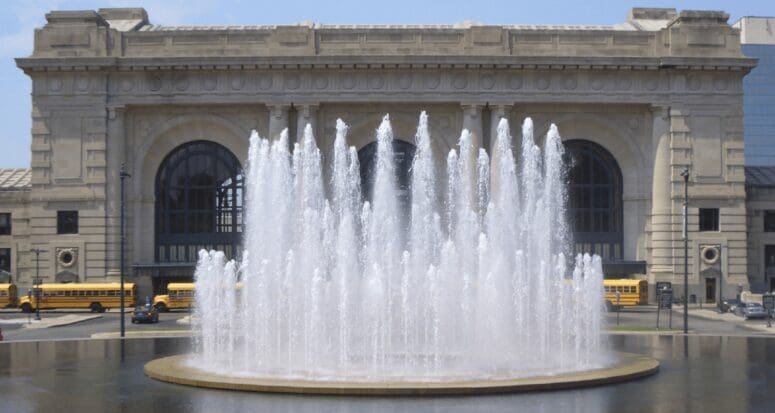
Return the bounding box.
[735,17,775,166]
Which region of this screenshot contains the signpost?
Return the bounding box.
[657,287,673,330]
[764,293,775,328]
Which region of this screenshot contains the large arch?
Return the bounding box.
[154,140,244,263]
[564,139,624,262]
[357,139,417,209]
[132,114,249,266]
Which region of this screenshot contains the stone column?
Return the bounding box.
[296,104,319,143]
[648,105,672,299]
[105,106,126,279]
[268,104,290,141]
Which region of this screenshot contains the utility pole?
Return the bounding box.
[681,168,690,334]
[30,248,47,321]
[120,163,132,338]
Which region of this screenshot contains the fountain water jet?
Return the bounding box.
[145,112,659,394]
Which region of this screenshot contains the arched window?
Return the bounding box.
[564,140,623,261]
[155,141,243,263]
[357,139,416,210]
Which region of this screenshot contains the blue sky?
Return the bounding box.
[1,0,773,168]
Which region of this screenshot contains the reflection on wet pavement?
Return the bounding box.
[1,335,774,412]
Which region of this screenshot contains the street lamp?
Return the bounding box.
[119,163,132,338]
[30,248,47,321]
[680,167,690,334]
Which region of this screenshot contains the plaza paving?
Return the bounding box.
[1,334,774,411]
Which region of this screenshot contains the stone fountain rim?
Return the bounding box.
[144,351,658,396]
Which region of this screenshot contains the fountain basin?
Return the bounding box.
[144,352,658,396]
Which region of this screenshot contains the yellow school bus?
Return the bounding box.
[0,283,17,308]
[603,279,648,311]
[18,283,136,313]
[153,282,194,312]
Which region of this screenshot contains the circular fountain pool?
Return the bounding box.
[145,352,658,395]
[146,112,647,391]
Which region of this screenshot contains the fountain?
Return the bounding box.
[145,113,658,395]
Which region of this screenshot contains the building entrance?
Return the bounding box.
[705,278,717,303]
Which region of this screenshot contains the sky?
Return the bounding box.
[0,0,773,168]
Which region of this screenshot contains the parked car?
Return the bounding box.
[742,303,769,320]
[733,302,749,317]
[721,298,741,313]
[131,305,159,324]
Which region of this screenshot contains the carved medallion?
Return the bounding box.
[618,77,632,91]
[508,74,523,90]
[147,74,163,92]
[713,77,728,91]
[644,78,658,91]
[174,74,189,91]
[48,77,62,92]
[561,75,577,91]
[341,74,356,90]
[369,74,385,89]
[284,74,301,90]
[313,74,328,90]
[121,77,135,92]
[398,74,413,90]
[230,74,245,90]
[257,74,273,90]
[590,75,605,91]
[75,76,90,92]
[202,75,217,91]
[687,76,702,91]
[424,73,440,90]
[452,74,468,89]
[480,73,496,90]
[535,75,550,90]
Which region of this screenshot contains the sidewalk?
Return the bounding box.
[0,314,103,329]
[683,308,775,334]
[91,330,191,339]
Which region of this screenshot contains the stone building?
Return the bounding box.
[0,7,758,301]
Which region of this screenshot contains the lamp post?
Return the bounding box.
[119,163,132,338]
[680,167,690,334]
[30,248,47,321]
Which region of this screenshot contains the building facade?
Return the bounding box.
[0,7,757,300]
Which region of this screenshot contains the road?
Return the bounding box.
[0,309,189,342]
[0,305,773,342]
[605,305,775,335]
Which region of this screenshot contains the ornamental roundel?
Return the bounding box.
[687,75,702,91]
[75,76,90,92]
[313,73,329,90]
[535,75,550,90]
[644,77,659,91]
[590,75,606,91]
[713,77,728,91]
[452,73,468,89]
[147,74,163,92]
[561,75,577,91]
[617,77,632,91]
[202,75,217,91]
[508,74,523,90]
[230,74,245,90]
[424,73,441,89]
[48,77,62,92]
[121,77,135,92]
[341,74,356,90]
[257,74,273,90]
[174,74,189,91]
[398,74,413,90]
[480,73,496,90]
[369,74,385,89]
[284,74,301,90]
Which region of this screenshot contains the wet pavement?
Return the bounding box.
[0,335,774,412]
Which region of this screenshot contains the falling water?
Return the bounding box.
[191,112,608,381]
